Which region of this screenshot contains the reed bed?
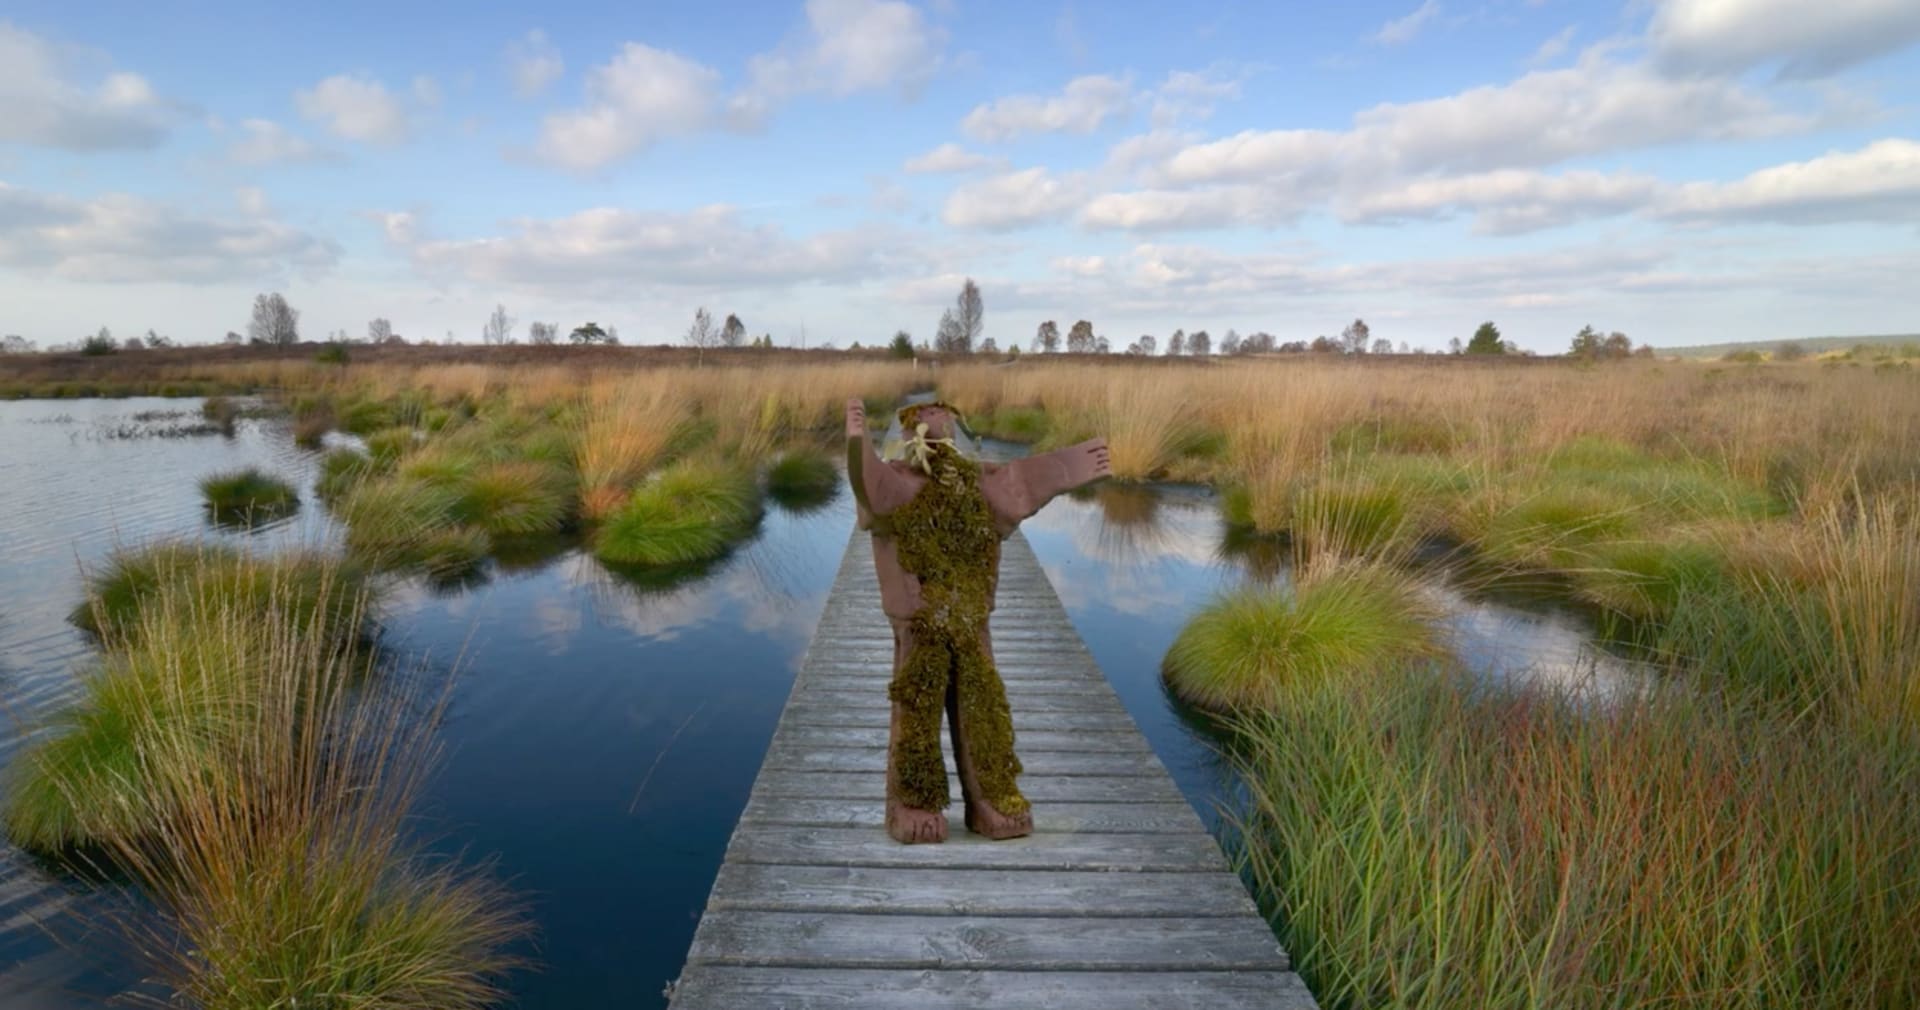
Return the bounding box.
[8,545,526,1007]
[1231,669,1920,1010]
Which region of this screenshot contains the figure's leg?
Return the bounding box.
[948,624,1032,840]
[885,618,947,844]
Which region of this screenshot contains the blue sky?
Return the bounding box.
[2,0,1917,352]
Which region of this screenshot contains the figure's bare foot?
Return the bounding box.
[964,798,1032,840]
[886,799,949,844]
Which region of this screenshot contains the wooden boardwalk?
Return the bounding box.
[670,531,1318,1009]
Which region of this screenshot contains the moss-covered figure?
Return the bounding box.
[847,399,1110,844]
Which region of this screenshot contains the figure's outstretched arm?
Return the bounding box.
[846,399,918,523]
[985,438,1112,524]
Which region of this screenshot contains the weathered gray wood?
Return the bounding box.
[671,529,1315,1009]
[751,770,1186,804]
[738,796,1204,834]
[769,724,1149,753]
[761,745,1167,777]
[669,968,1319,1010]
[727,825,1230,872]
[687,910,1285,970]
[778,707,1139,732]
[707,864,1256,916]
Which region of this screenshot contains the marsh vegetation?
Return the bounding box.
[2,350,1915,1008]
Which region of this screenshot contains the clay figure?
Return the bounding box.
[845,399,1111,844]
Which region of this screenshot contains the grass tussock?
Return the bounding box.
[1231,670,1920,1010]
[12,548,373,851]
[66,542,367,648]
[574,381,685,521]
[594,460,762,567]
[1652,499,1920,720]
[1163,562,1442,711]
[199,467,299,525]
[335,479,492,578]
[765,449,841,512]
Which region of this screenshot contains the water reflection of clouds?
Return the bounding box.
[1028,480,1640,700]
[1026,490,1237,619]
[1437,593,1640,698]
[566,512,849,655]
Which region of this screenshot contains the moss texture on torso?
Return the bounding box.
[876,437,1027,815]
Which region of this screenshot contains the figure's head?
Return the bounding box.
[899,402,961,440]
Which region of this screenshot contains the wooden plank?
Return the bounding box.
[787,689,1130,714]
[686,910,1283,970]
[669,968,1317,1010]
[761,745,1167,777]
[776,707,1140,732]
[802,673,1109,694]
[750,770,1186,805]
[725,826,1228,872]
[769,724,1150,753]
[739,796,1204,834]
[671,528,1313,1009]
[705,863,1253,916]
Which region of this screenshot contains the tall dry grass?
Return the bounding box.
[1232,669,1920,1010]
[938,358,1920,531]
[88,555,528,1009]
[574,379,687,521]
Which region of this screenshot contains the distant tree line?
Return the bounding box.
[0,281,1661,360]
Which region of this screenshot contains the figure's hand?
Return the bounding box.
[846,398,866,439]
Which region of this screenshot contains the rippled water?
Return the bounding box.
[0,398,1630,1007]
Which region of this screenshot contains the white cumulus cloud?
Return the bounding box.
[903,142,1001,174]
[1649,0,1920,79]
[296,73,410,144]
[406,204,915,295]
[508,29,566,97]
[0,181,338,283]
[1662,138,1920,223]
[1374,0,1442,46]
[227,118,330,166]
[963,74,1133,142]
[538,43,722,171]
[0,23,177,150]
[942,168,1085,230]
[735,0,944,123]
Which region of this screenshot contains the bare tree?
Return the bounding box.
[1342,318,1371,354]
[1066,319,1095,353]
[935,279,983,353]
[1372,338,1393,355]
[931,310,958,353]
[1094,335,1111,354]
[981,336,999,353]
[368,317,393,344]
[1167,330,1185,356]
[1220,329,1242,355]
[685,307,718,363]
[956,278,983,350]
[482,304,516,345]
[721,313,746,348]
[249,293,300,345]
[1033,320,1060,353]
[1,334,35,354]
[1188,330,1212,356]
[528,321,557,345]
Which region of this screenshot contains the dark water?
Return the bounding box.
[0,399,1626,1007]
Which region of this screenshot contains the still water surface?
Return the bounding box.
[0,398,1627,1007]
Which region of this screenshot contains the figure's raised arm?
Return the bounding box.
[846,399,919,521]
[984,438,1111,524]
